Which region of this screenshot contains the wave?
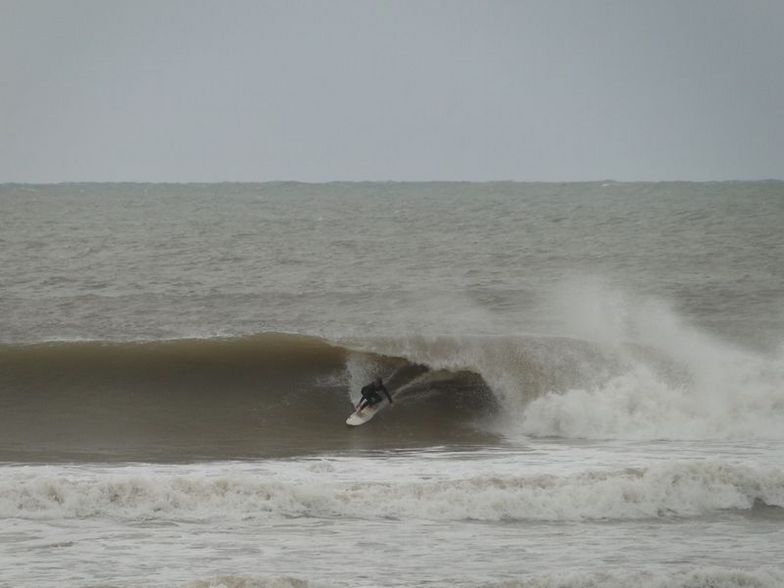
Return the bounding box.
[2,279,784,458]
[342,280,784,441]
[0,333,499,461]
[3,461,782,522]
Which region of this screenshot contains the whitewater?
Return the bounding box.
[1,181,783,587]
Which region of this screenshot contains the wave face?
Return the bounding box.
[0,333,498,461]
[3,461,782,522]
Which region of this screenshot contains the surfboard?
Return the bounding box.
[346,398,389,426]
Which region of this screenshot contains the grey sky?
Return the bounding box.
[1,0,782,182]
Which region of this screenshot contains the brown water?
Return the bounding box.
[1,182,783,587]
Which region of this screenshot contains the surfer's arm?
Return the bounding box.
[381,386,393,404]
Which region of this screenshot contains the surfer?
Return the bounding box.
[356,377,393,412]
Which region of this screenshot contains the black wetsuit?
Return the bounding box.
[359,382,393,409]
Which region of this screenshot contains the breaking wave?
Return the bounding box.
[3,461,782,522]
[2,281,783,456]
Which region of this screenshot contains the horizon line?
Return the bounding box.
[2,178,783,186]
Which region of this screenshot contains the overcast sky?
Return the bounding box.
[1,0,782,182]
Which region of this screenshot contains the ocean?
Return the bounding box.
[1,181,783,587]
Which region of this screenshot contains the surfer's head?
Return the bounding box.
[374,377,383,386]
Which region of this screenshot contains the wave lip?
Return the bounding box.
[3,461,782,523]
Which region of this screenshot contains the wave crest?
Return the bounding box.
[4,461,782,523]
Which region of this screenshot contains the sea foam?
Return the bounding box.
[3,461,781,523]
[351,280,784,441]
[519,279,784,440]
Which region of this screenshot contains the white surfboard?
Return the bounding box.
[346,398,389,426]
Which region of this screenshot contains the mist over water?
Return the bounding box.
[1,181,783,587]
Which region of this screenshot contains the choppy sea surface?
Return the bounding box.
[1,181,783,587]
